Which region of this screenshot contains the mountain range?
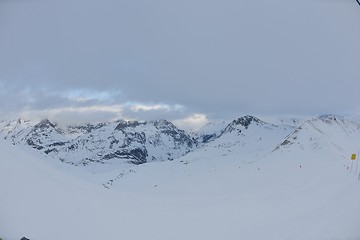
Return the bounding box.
[1,114,358,172]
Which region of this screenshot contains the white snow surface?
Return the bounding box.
[1,116,360,240]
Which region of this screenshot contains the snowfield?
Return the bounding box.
[1,116,360,240]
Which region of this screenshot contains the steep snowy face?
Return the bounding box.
[52,119,197,166]
[26,119,69,152]
[192,116,294,159]
[151,119,195,149]
[274,115,360,157]
[195,120,228,144]
[217,116,293,154]
[194,116,271,145]
[222,115,268,133]
[0,119,34,143]
[0,119,69,154]
[0,118,197,167]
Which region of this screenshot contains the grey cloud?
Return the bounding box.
[0,84,118,114]
[0,0,360,122]
[121,105,188,122]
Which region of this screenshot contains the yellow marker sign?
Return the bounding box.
[351,154,357,160]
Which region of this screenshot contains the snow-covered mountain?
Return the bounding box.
[213,115,292,151]
[194,120,229,143]
[191,115,295,161]
[1,114,360,172]
[273,115,360,158]
[0,119,68,152]
[1,114,360,240]
[0,118,197,167]
[55,119,196,166]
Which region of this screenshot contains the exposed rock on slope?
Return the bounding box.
[0,118,197,166]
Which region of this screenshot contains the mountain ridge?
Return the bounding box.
[1,114,358,171]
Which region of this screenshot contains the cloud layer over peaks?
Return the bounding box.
[1,0,360,127]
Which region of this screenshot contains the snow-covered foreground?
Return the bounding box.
[1,134,360,240]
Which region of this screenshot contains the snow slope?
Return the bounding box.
[189,115,294,162]
[1,115,360,240]
[274,115,360,157]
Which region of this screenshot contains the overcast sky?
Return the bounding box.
[0,0,360,129]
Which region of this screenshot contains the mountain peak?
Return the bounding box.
[153,119,176,129]
[114,120,146,131]
[223,115,265,134]
[232,115,262,127]
[34,119,57,129]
